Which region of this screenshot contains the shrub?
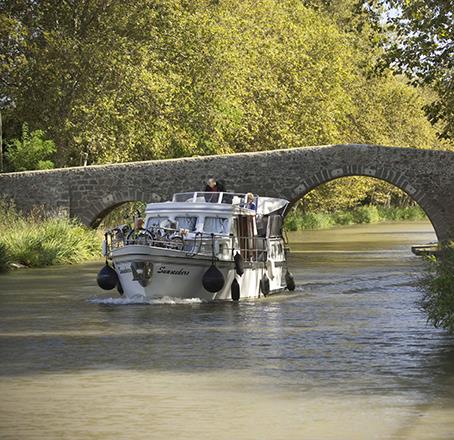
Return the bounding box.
[377,205,426,221]
[352,205,380,224]
[284,211,302,231]
[1,218,101,267]
[0,243,9,273]
[6,123,56,171]
[420,245,454,333]
[332,211,355,226]
[0,199,102,271]
[283,204,428,232]
[299,212,333,230]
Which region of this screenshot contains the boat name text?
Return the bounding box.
[157,266,190,276]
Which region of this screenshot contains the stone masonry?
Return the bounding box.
[1,144,453,241]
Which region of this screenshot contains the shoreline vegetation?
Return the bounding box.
[420,245,454,334]
[0,199,428,273]
[0,200,101,273]
[284,205,426,231]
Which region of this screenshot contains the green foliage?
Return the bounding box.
[1,219,100,267]
[299,176,418,215]
[284,211,333,231]
[366,0,454,139]
[0,199,101,271]
[352,205,380,224]
[377,206,426,222]
[300,212,334,230]
[420,245,454,333]
[0,243,9,273]
[284,204,426,231]
[332,211,355,225]
[6,124,56,171]
[1,0,446,167]
[284,211,302,232]
[100,201,146,230]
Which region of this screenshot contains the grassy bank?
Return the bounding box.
[284,205,426,231]
[0,200,101,273]
[420,245,454,333]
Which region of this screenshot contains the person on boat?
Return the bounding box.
[204,177,226,193]
[246,192,256,211]
[134,217,145,231]
[128,217,146,243]
[204,177,226,202]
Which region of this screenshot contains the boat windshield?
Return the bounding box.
[175,216,198,232]
[146,216,170,229]
[172,192,251,206]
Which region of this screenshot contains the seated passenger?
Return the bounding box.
[246,192,256,211]
[128,218,146,243]
[134,217,145,231]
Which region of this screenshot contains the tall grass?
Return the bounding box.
[284,205,427,231]
[0,199,101,272]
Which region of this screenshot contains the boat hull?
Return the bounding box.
[111,245,287,301]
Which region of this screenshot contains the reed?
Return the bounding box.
[0,199,101,272]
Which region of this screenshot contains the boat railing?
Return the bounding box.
[105,225,186,252]
[176,233,271,262]
[104,227,273,262]
[172,192,257,207]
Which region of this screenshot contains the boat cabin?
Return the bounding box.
[142,192,288,260]
[144,192,287,236]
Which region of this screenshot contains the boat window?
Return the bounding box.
[146,216,168,228]
[173,193,194,202]
[202,192,220,203]
[204,217,229,234]
[175,216,198,232]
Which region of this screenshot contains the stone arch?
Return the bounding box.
[81,191,162,228]
[286,165,445,240]
[1,144,452,240]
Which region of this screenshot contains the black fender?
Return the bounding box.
[234,253,244,276]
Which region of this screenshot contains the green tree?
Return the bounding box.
[365,0,454,139]
[0,0,446,166]
[6,124,56,171]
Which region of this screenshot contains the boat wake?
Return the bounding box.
[88,296,204,305]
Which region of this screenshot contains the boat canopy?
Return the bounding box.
[256,197,288,216]
[170,192,288,215]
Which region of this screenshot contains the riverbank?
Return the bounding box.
[420,244,454,333]
[284,205,426,231]
[0,200,101,273]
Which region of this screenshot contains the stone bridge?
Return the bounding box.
[1,144,453,241]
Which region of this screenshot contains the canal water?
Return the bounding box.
[1,222,453,439]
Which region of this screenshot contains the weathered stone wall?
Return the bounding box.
[1,144,454,240]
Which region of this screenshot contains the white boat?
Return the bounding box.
[97,191,296,301]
